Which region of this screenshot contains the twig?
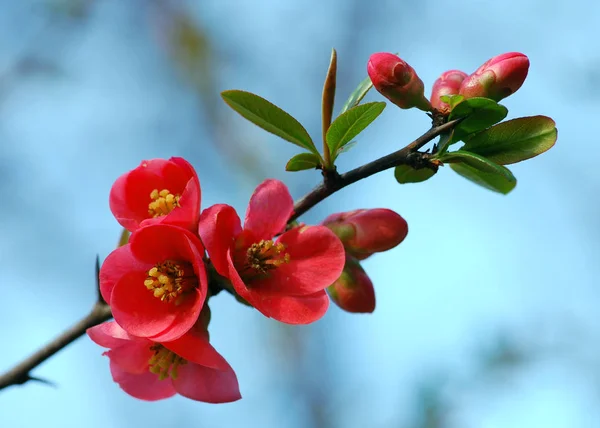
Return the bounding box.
[0,302,112,391]
[290,118,460,222]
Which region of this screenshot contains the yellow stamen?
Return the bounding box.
[148,344,187,381]
[242,240,290,280]
[144,261,197,304]
[148,188,181,218]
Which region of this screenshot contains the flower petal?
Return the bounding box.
[106,341,153,375]
[110,271,184,338]
[244,179,293,241]
[148,287,204,342]
[162,328,230,371]
[258,290,330,324]
[198,204,241,277]
[99,244,151,304]
[130,224,204,266]
[173,362,241,403]
[87,321,137,349]
[110,360,176,401]
[254,226,346,295]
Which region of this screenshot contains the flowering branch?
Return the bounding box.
[0,117,459,392]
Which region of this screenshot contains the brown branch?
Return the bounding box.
[0,302,112,391]
[290,118,460,222]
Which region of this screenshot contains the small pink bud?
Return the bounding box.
[328,256,375,313]
[367,52,432,111]
[430,70,468,113]
[322,208,408,260]
[459,52,529,102]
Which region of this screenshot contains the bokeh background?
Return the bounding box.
[1,0,599,427]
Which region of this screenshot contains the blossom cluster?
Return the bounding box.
[88,157,408,402]
[367,51,530,113]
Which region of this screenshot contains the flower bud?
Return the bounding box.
[322,208,408,260]
[459,52,529,102]
[367,52,432,111]
[328,256,375,313]
[430,70,468,113]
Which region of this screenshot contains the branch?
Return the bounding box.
[0,302,112,391]
[290,118,460,222]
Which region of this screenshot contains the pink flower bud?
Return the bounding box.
[459,52,529,102]
[430,70,468,113]
[328,256,375,313]
[367,53,432,111]
[322,208,408,260]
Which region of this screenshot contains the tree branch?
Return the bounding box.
[0,302,112,391]
[290,118,460,222]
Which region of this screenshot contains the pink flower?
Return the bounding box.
[430,70,468,113]
[100,224,207,342]
[328,255,375,313]
[322,209,408,260]
[87,321,241,403]
[198,179,345,324]
[367,52,432,111]
[109,157,201,233]
[459,52,530,101]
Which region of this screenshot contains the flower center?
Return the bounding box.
[148,344,187,381]
[240,240,290,280]
[144,261,197,305]
[148,188,181,218]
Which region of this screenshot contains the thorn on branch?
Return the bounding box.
[95,254,105,305]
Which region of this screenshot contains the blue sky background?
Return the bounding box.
[1,1,599,427]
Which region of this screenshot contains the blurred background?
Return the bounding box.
[1,0,598,427]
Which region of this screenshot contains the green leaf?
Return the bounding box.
[326,102,385,158]
[448,97,508,143]
[285,153,322,171]
[443,151,517,194]
[460,116,557,165]
[221,90,317,154]
[440,94,464,109]
[394,165,436,184]
[339,76,374,115]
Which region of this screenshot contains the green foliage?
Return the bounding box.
[221,90,318,154]
[460,116,557,165]
[326,102,385,161]
[285,153,322,171]
[440,94,465,110]
[339,76,374,115]
[441,151,517,194]
[448,97,508,143]
[394,165,436,184]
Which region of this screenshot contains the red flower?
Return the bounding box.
[459,52,530,102]
[198,179,345,324]
[109,157,201,233]
[322,209,408,260]
[100,224,207,342]
[367,52,432,111]
[328,255,375,313]
[87,321,241,403]
[430,70,468,113]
